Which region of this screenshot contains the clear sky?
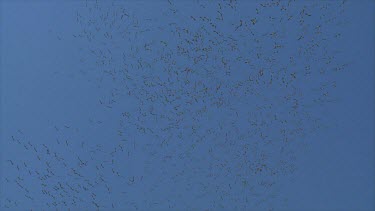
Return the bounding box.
[1,0,374,210]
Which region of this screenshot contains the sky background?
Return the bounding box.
[1,0,374,210]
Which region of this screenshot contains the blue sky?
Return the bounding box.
[1,0,374,210]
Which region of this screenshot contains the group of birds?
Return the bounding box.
[2,0,350,210]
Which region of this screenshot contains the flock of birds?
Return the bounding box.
[2,0,350,210]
